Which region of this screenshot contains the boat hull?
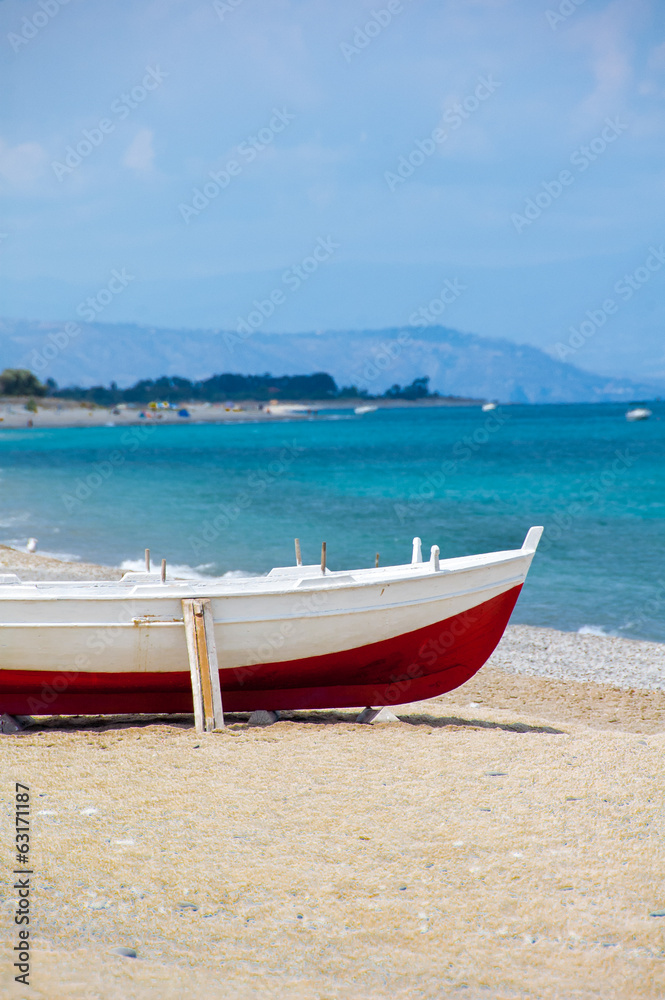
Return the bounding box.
[0,585,520,715]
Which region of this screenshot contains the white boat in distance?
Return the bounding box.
[354,405,378,415]
[625,407,652,422]
[0,527,543,717]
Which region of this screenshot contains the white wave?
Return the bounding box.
[220,568,263,579]
[577,625,618,638]
[119,559,260,580]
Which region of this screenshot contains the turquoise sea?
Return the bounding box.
[1,403,664,643]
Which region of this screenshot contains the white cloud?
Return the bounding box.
[123,129,155,172]
[0,139,47,190]
[567,0,639,130]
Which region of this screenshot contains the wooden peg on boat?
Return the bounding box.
[375,553,380,568]
[295,538,302,566]
[430,545,440,572]
[412,537,422,564]
[145,548,151,573]
[161,559,167,584]
[182,598,225,733]
[321,541,327,574]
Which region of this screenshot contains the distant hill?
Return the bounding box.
[0,318,661,403]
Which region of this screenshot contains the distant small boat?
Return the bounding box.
[354,405,378,415]
[626,407,652,422]
[481,402,498,412]
[269,404,316,416]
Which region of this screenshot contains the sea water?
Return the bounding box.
[0,403,663,642]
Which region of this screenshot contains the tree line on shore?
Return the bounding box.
[0,368,442,403]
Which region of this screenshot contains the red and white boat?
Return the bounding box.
[0,527,542,717]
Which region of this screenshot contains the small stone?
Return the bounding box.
[176,901,198,911]
[486,771,507,777]
[0,714,23,734]
[88,899,110,910]
[248,710,280,727]
[649,909,665,917]
[111,946,137,958]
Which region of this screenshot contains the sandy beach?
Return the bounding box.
[2,550,664,999]
[0,397,480,430]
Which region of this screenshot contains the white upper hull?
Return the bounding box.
[0,529,543,675]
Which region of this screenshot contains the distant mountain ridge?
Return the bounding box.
[0,318,661,403]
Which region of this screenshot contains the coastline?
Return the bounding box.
[0,396,483,430]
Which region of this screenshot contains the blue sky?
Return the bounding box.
[1,0,665,382]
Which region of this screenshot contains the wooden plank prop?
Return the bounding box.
[182,598,225,732]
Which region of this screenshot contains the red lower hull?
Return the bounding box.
[2,586,521,716]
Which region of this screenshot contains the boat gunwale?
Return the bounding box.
[0,546,535,603]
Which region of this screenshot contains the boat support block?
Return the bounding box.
[355,706,400,725]
[182,598,225,733]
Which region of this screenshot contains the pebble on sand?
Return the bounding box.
[111,946,137,958]
[248,710,280,726]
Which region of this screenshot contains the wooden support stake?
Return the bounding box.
[321,541,327,574]
[161,558,167,583]
[182,598,225,733]
[295,538,302,566]
[375,552,380,568]
[145,548,151,572]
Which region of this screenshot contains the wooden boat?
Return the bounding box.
[0,527,542,717]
